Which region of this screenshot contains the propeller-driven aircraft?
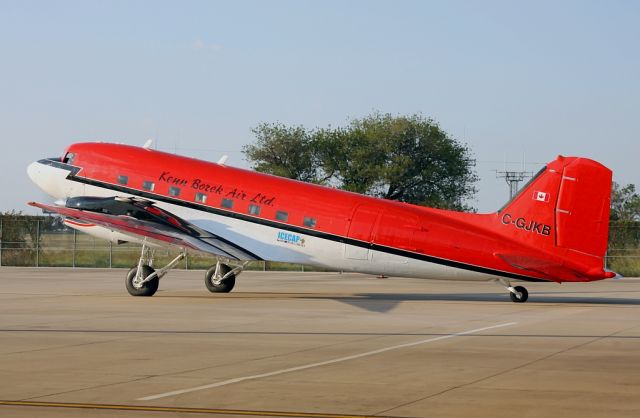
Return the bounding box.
[27,142,616,302]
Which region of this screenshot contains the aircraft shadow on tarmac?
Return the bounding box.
[158,290,640,313]
[329,292,640,312]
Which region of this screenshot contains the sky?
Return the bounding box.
[1,0,638,213]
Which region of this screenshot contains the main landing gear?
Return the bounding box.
[125,241,247,297]
[125,243,186,297]
[204,261,248,293]
[497,278,529,303]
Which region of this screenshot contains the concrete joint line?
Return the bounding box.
[138,322,517,401]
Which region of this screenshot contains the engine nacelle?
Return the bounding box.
[63,219,151,245]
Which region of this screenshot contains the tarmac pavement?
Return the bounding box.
[1,268,639,417]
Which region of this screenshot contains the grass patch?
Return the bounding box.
[607,248,640,277]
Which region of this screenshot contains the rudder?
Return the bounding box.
[555,158,612,258]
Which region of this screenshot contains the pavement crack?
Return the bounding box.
[21,376,153,401]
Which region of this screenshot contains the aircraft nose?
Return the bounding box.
[27,159,67,199]
[27,161,41,185]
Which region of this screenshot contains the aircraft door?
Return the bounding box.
[371,210,419,263]
[344,205,380,260]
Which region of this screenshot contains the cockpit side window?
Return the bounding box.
[62,152,76,165]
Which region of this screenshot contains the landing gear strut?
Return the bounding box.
[125,242,186,297]
[497,279,529,303]
[204,260,247,293]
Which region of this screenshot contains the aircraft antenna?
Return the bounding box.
[217,155,229,166]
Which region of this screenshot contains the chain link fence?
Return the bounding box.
[1,216,639,276]
[607,222,640,276]
[0,216,312,272]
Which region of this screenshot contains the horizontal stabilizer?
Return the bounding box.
[494,252,564,282]
[495,251,615,281]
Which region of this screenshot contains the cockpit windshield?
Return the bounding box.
[62,152,76,165]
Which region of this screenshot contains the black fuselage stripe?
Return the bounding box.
[39,160,261,260]
[41,159,545,282]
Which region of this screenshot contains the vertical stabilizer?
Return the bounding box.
[497,156,613,279]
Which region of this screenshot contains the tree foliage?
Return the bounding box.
[609,182,640,251]
[0,212,69,266]
[1,211,40,249]
[610,182,640,222]
[243,113,478,211]
[243,123,321,183]
[0,211,65,248]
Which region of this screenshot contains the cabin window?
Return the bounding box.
[169,186,181,197]
[248,204,260,215]
[143,181,155,191]
[303,217,317,228]
[195,193,207,203]
[221,198,233,209]
[118,175,128,185]
[275,211,288,222]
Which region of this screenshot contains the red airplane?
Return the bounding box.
[27,142,617,302]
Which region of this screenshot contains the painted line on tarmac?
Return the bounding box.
[0,400,380,418]
[139,322,517,401]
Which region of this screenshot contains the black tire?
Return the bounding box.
[509,285,528,303]
[205,264,236,293]
[125,265,159,297]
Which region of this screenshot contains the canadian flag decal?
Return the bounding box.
[533,191,549,202]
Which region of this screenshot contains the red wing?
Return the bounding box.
[29,201,260,261]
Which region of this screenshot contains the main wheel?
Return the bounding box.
[509,285,528,303]
[126,265,159,297]
[205,264,236,293]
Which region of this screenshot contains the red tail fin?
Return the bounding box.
[498,156,613,279]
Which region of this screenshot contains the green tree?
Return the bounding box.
[608,183,640,276]
[609,182,640,251]
[1,211,41,266]
[610,182,640,222]
[243,113,478,211]
[319,113,477,210]
[243,123,324,183]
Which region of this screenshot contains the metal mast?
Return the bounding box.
[496,154,533,200]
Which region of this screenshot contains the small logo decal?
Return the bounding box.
[533,191,549,202]
[277,231,306,247]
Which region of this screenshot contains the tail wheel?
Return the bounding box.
[509,285,528,303]
[126,265,159,297]
[205,264,236,293]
